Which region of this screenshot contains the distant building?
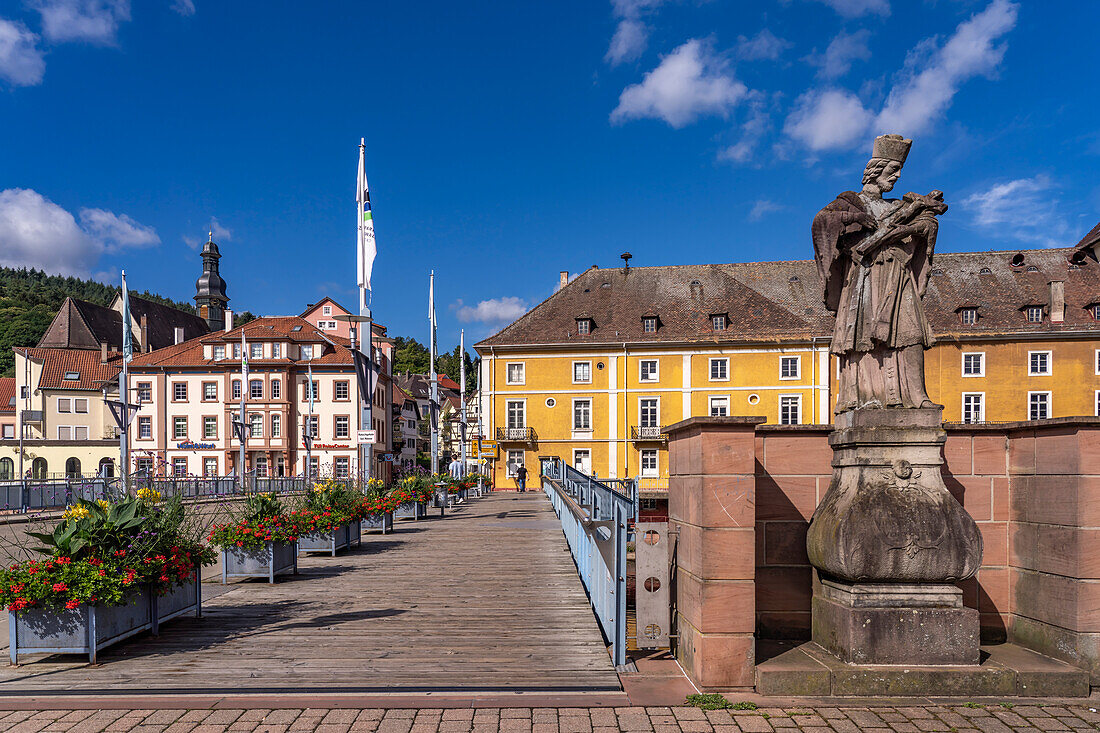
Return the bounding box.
[300,297,353,339]
[194,234,230,332]
[391,385,421,471]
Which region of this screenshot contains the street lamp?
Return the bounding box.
[231,418,250,491]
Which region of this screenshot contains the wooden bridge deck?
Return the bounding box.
[0,493,621,695]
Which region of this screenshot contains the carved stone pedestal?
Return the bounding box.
[812,578,979,665]
[806,407,983,666]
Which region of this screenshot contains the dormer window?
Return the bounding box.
[1092,305,1100,321]
[576,318,592,335]
[1026,306,1043,323]
[979,267,992,275]
[960,308,978,325]
[642,316,657,333]
[712,314,727,331]
[63,371,80,381]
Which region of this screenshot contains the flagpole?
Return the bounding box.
[307,359,314,482]
[120,271,131,492]
[240,329,247,490]
[459,329,466,478]
[429,271,439,476]
[357,138,374,485]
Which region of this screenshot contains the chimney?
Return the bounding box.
[139,315,149,353]
[225,310,234,331]
[100,341,108,364]
[174,326,185,345]
[1049,281,1065,323]
[559,271,569,290]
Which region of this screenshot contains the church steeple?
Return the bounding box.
[195,232,229,331]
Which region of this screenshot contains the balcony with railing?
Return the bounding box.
[496,426,538,443]
[630,425,667,442]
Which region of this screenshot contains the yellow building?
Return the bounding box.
[475,240,1100,491]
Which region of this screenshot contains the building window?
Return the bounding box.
[2,425,13,439]
[639,359,659,382]
[962,353,985,377]
[1028,351,1051,375]
[568,362,590,385]
[506,400,526,429]
[173,383,187,401]
[709,358,728,381]
[506,363,525,385]
[709,396,729,417]
[271,379,281,399]
[335,415,350,439]
[507,449,524,476]
[572,449,591,474]
[322,305,332,316]
[233,343,242,359]
[1026,306,1043,323]
[72,398,87,413]
[1092,305,1100,321]
[306,415,319,438]
[63,371,80,381]
[406,438,415,450]
[1029,391,1050,420]
[335,381,350,401]
[249,413,263,438]
[640,449,658,477]
[271,413,281,438]
[200,382,215,401]
[712,314,727,331]
[780,356,800,379]
[303,380,320,401]
[0,457,13,478]
[960,308,977,325]
[213,345,225,360]
[779,395,800,425]
[272,343,282,359]
[137,382,152,402]
[573,399,591,431]
[203,416,217,439]
[639,398,659,428]
[172,457,187,476]
[57,426,71,440]
[57,398,70,413]
[74,426,88,440]
[250,342,264,359]
[962,393,985,424]
[250,379,263,399]
[642,317,657,333]
[576,318,591,335]
[134,457,152,475]
[19,385,28,399]
[138,416,151,439]
[334,456,350,478]
[173,416,187,440]
[204,457,218,476]
[301,344,314,360]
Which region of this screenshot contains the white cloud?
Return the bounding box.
[811,0,890,18]
[171,0,195,16]
[808,29,871,79]
[79,208,159,250]
[749,200,784,221]
[0,188,158,276]
[875,0,1017,135]
[604,0,667,66]
[783,88,873,151]
[0,19,45,87]
[735,29,792,61]
[29,0,131,45]
[183,217,232,250]
[455,297,529,325]
[962,175,1071,247]
[611,40,748,128]
[719,95,770,164]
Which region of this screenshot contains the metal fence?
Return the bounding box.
[539,455,633,667]
[0,474,310,514]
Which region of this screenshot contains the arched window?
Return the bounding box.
[65,457,81,478]
[98,458,114,477]
[0,457,13,480]
[31,457,47,479]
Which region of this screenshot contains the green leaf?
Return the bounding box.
[68,538,86,556]
[26,531,56,545]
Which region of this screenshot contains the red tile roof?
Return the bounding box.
[16,348,123,391]
[0,378,15,414]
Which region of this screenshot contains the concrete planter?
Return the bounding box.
[151,578,201,634]
[361,511,393,534]
[298,522,361,557]
[394,501,427,520]
[9,587,152,665]
[222,542,297,583]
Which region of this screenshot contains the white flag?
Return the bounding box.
[357,139,377,291]
[428,271,435,324]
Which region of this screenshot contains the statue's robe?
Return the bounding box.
[812,191,936,412]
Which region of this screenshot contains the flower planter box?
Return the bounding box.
[361,511,393,534]
[394,501,427,521]
[298,522,361,557]
[8,587,152,665]
[151,578,201,634]
[222,542,297,584]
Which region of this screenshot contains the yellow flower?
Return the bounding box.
[136,487,162,503]
[63,504,90,521]
[96,499,110,509]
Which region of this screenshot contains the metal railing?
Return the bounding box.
[540,455,633,667]
[630,425,668,442]
[496,426,538,442]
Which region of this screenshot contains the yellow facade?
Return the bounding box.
[478,336,1100,490]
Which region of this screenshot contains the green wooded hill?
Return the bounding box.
[0,267,195,377]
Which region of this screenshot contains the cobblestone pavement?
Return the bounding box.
[0,705,1098,733]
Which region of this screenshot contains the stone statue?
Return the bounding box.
[805,135,984,667]
[812,134,948,413]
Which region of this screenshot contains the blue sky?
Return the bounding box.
[1,0,1097,348]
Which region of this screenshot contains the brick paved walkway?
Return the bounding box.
[0,705,1098,732]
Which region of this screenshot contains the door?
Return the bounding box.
[573,449,592,475]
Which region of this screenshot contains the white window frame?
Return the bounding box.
[203,416,218,439]
[640,449,658,478]
[172,457,188,476]
[639,359,659,383]
[712,314,727,331]
[505,362,525,385]
[577,319,591,335]
[961,392,985,424]
[271,413,281,438]
[173,382,187,401]
[709,395,729,417]
[322,305,332,316]
[271,379,281,399]
[1028,391,1051,421]
[300,344,313,360]
[507,449,524,476]
[638,396,660,428]
[505,399,526,429]
[138,416,151,439]
[57,426,71,440]
[334,456,350,479]
[203,381,218,400]
[57,397,70,413]
[250,342,264,359]
[203,457,219,477]
[213,345,225,360]
[1026,306,1043,323]
[250,379,264,399]
[1028,350,1052,376]
[572,398,592,432]
[779,394,801,425]
[572,361,592,384]
[1096,349,1100,376]
[335,415,350,439]
[306,415,319,438]
[249,413,263,438]
[962,352,985,377]
[1096,390,1100,418]
[779,355,800,380]
[173,416,187,440]
[961,308,977,325]
[573,448,592,474]
[642,317,657,333]
[709,357,729,382]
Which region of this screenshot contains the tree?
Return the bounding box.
[392,336,430,375]
[434,345,478,394]
[234,310,257,326]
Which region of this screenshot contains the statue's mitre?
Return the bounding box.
[872,134,912,164]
